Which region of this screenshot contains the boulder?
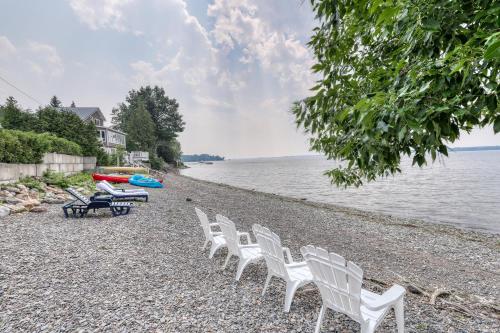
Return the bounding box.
[23,199,41,210]
[17,184,28,192]
[5,197,22,205]
[6,187,20,194]
[29,206,48,213]
[0,206,10,217]
[16,193,29,200]
[7,204,27,214]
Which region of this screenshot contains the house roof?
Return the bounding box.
[58,107,106,122]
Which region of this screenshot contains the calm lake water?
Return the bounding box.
[181,152,500,234]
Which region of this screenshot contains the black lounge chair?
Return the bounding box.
[63,188,132,218]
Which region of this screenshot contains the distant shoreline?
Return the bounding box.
[449,145,500,152]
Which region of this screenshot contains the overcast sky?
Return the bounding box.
[0,0,498,158]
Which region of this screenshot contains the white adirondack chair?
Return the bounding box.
[195,207,226,258]
[252,224,313,312]
[216,214,263,281]
[301,245,405,333]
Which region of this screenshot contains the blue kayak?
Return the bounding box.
[128,174,164,188]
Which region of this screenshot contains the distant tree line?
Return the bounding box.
[181,154,224,162]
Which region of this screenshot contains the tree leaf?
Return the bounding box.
[422,18,440,31]
[494,117,500,134]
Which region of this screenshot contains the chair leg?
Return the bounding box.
[209,242,223,259]
[284,281,300,312]
[314,305,327,333]
[222,253,232,269]
[262,273,273,296]
[235,258,251,281]
[394,297,405,333]
[202,239,209,250]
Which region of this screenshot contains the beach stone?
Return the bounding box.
[0,206,10,217]
[29,206,47,213]
[6,204,26,214]
[42,198,65,204]
[6,187,20,194]
[23,199,41,210]
[5,197,22,205]
[17,184,28,192]
[16,193,29,200]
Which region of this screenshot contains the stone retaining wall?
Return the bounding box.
[0,153,96,183]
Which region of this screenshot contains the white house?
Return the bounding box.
[58,107,126,154]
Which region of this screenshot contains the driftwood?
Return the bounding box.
[385,271,495,319]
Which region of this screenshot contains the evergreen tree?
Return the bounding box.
[49,95,62,108]
[0,97,37,130]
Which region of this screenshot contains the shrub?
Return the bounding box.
[0,129,82,163]
[17,176,44,191]
[42,170,69,188]
[42,170,94,190]
[149,154,165,170]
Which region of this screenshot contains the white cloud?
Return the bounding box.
[0,36,17,58]
[26,41,64,77]
[69,0,133,31]
[193,95,233,108]
[207,0,314,87]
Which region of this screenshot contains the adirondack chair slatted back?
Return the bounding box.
[253,224,287,278]
[216,215,240,255]
[67,188,90,205]
[301,245,363,320]
[195,208,214,241]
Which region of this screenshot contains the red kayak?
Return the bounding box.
[92,173,163,183]
[92,173,131,183]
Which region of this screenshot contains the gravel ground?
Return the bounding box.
[0,173,498,332]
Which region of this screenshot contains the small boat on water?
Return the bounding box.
[128,174,163,188]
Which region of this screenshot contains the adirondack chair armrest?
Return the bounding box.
[283,247,295,263]
[362,285,405,311]
[286,261,308,268]
[237,231,252,244]
[239,244,260,249]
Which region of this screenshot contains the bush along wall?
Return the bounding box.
[0,129,82,164]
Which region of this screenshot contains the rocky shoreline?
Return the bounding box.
[0,173,498,332]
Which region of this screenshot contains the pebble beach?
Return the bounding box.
[0,173,498,332]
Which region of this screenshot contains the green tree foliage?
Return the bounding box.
[112,86,185,164]
[0,129,82,163]
[0,97,103,157]
[0,97,37,130]
[49,95,62,107]
[293,0,499,187]
[157,139,182,163]
[125,100,156,151]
